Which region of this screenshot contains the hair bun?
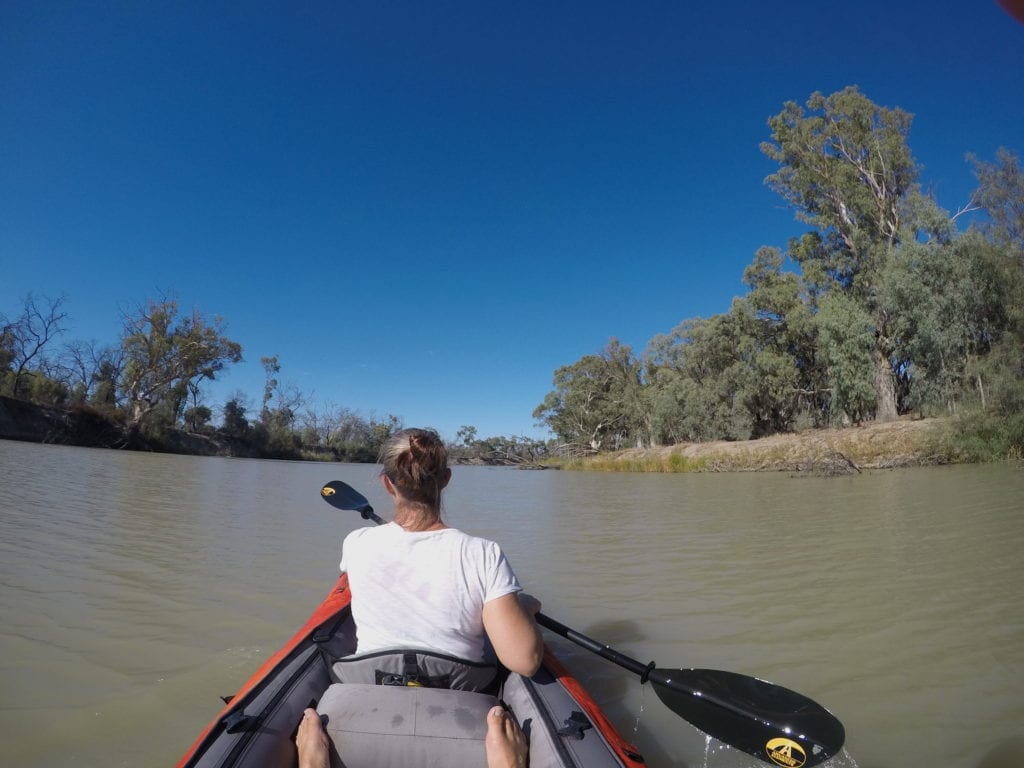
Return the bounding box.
[379,428,449,508]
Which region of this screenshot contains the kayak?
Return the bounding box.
[176,572,646,768]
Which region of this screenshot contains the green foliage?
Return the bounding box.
[970,148,1024,248]
[261,355,281,416]
[0,325,14,372]
[645,313,756,442]
[762,87,918,268]
[221,398,250,438]
[762,86,932,421]
[184,405,213,432]
[816,293,876,423]
[27,372,70,406]
[119,298,242,431]
[948,411,1024,462]
[455,425,477,446]
[533,339,647,453]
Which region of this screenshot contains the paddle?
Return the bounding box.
[318,479,845,767]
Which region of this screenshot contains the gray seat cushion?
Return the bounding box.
[316,683,499,767]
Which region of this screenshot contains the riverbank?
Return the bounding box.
[559,418,956,473]
[0,395,259,456]
[3,394,1012,472]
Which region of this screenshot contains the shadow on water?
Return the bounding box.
[545,617,722,767]
[583,618,647,647]
[975,736,1024,768]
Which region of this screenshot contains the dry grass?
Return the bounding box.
[563,418,953,473]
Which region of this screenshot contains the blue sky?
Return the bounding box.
[2,1,1022,441]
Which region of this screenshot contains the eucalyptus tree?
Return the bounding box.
[533,339,646,453]
[970,148,1024,248]
[255,354,307,453]
[738,247,826,432]
[814,293,877,424]
[879,231,1010,415]
[762,86,926,422]
[644,312,754,442]
[965,149,1024,417]
[222,397,251,438]
[119,298,242,434]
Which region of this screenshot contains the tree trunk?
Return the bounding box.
[873,348,899,422]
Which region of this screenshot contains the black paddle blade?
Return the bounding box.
[319,480,382,523]
[649,668,844,768]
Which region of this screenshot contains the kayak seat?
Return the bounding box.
[332,649,498,692]
[316,683,498,768]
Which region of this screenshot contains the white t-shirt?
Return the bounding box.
[339,523,522,661]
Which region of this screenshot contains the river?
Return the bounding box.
[1,439,1021,768]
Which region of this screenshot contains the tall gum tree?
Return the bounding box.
[119,299,242,434]
[761,86,923,421]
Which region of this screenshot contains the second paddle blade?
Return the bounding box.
[649,668,845,768]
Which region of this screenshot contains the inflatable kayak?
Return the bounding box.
[177,481,846,768]
[175,571,646,768]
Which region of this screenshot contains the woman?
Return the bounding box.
[339,428,544,677]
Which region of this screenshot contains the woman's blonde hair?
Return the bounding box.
[379,428,449,509]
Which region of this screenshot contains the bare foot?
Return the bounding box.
[485,705,528,768]
[296,708,331,768]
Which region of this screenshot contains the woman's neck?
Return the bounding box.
[394,503,446,532]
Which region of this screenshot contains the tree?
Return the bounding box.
[222,397,251,438]
[1,293,69,399]
[738,247,826,432]
[456,425,478,447]
[184,405,213,432]
[59,339,124,407]
[970,148,1024,248]
[965,149,1024,418]
[261,355,281,418]
[533,340,645,453]
[815,293,877,424]
[119,298,242,433]
[762,86,925,421]
[251,355,307,454]
[644,313,754,442]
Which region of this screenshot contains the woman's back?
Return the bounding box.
[339,427,543,677]
[341,522,520,660]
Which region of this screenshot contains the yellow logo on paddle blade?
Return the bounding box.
[321,486,335,497]
[766,738,806,768]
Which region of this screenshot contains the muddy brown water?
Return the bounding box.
[1,439,1021,768]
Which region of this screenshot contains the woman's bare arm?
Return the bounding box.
[482,592,544,676]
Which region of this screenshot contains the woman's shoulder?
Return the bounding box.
[344,522,398,543]
[441,527,505,556]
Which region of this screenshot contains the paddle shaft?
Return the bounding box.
[536,613,652,678]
